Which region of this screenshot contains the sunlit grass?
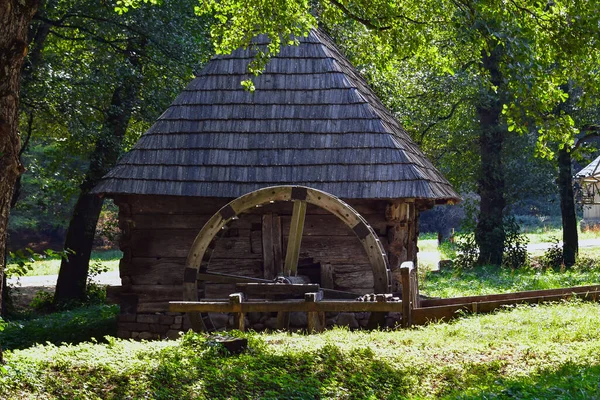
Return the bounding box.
[7,250,121,277]
[3,301,600,399]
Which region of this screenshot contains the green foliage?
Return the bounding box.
[6,249,120,277]
[4,303,600,398]
[453,233,479,269]
[438,240,457,260]
[539,237,565,271]
[502,217,530,269]
[6,248,73,279]
[0,305,118,351]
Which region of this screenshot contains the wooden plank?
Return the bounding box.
[284,200,307,276]
[272,215,283,275]
[237,283,320,297]
[413,290,600,325]
[171,300,403,313]
[286,236,371,264]
[262,214,275,279]
[321,263,334,289]
[419,284,600,308]
[250,230,262,254]
[334,268,374,290]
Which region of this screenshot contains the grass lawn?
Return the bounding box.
[2,301,600,399]
[3,231,600,398]
[6,249,121,277]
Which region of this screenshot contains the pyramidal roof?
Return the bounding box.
[93,29,459,202]
[576,154,600,182]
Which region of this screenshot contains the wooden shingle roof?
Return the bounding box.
[576,155,600,183]
[93,30,460,202]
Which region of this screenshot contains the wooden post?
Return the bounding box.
[284,200,307,276]
[262,214,275,279]
[305,291,325,333]
[262,213,283,279]
[276,310,290,330]
[229,292,246,331]
[272,215,283,275]
[400,261,416,328]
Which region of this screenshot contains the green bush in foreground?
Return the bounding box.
[2,301,600,399]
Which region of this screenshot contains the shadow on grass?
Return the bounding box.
[5,330,600,399]
[0,305,118,350]
[99,336,600,399]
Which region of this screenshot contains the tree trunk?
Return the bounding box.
[558,146,578,267]
[0,0,39,362]
[475,46,506,266]
[54,38,145,302]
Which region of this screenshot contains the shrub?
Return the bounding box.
[453,233,478,269]
[502,216,530,269]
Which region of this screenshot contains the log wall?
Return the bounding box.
[110,194,422,339]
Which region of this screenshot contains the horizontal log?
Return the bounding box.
[129,229,261,259]
[289,236,372,264]
[281,215,388,237]
[198,271,268,284]
[124,262,185,285]
[205,283,237,299]
[334,269,374,289]
[420,285,600,308]
[123,195,228,215]
[110,285,184,303]
[413,290,600,325]
[132,214,212,230]
[136,302,172,313]
[207,259,264,277]
[241,199,388,216]
[170,299,402,313]
[236,283,320,296]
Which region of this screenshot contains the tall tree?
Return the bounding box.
[12,0,211,302]
[0,0,39,362]
[180,0,600,265]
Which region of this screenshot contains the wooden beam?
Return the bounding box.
[419,284,600,308]
[400,261,415,328]
[236,283,320,297]
[412,290,600,325]
[170,300,403,313]
[262,214,275,279]
[229,293,246,331]
[197,271,268,284]
[283,200,307,276]
[272,214,283,275]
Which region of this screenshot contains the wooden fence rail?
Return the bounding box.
[169,261,600,332]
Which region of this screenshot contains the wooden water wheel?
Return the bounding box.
[183,185,391,332]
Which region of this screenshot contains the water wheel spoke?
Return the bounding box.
[283,200,307,276]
